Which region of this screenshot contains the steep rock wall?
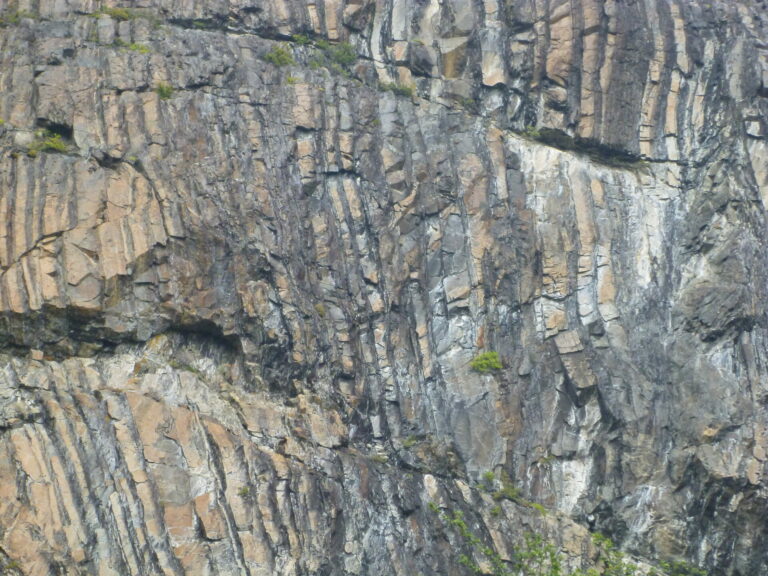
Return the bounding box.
[0,0,767,575]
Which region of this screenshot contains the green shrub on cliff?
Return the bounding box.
[155,83,174,99]
[100,7,135,21]
[327,42,356,67]
[301,40,357,76]
[656,561,707,576]
[433,508,561,576]
[470,351,503,373]
[27,131,68,157]
[379,81,415,97]
[432,505,707,576]
[0,10,37,26]
[291,33,312,45]
[263,44,294,67]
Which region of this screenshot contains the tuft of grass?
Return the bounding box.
[100,7,135,21]
[127,42,151,53]
[469,351,502,373]
[378,81,415,98]
[114,39,151,53]
[168,358,202,376]
[263,44,295,67]
[155,82,174,99]
[0,10,37,26]
[27,131,69,157]
[96,7,161,27]
[327,42,356,67]
[489,472,521,503]
[522,125,541,139]
[92,7,161,28]
[328,62,348,77]
[433,504,708,576]
[458,96,479,113]
[528,501,548,515]
[492,482,520,502]
[301,39,357,76]
[403,435,419,449]
[41,134,68,152]
[292,33,312,45]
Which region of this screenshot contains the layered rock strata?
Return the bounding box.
[0,0,767,574]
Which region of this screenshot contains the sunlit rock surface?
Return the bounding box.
[0,0,767,574]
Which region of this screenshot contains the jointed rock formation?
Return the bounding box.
[0,0,767,574]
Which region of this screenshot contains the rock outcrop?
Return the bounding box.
[0,0,767,574]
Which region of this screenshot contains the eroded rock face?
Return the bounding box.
[0,0,767,574]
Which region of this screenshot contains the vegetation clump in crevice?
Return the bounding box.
[402,435,419,449]
[0,10,37,26]
[431,505,560,575]
[263,43,295,67]
[155,82,174,99]
[458,96,480,113]
[2,558,23,574]
[191,19,215,29]
[113,39,151,53]
[290,34,358,77]
[395,434,462,476]
[379,81,415,98]
[92,7,161,27]
[325,41,356,68]
[98,7,136,21]
[26,130,70,157]
[291,33,312,46]
[432,502,708,576]
[470,351,503,373]
[168,358,202,377]
[479,472,548,514]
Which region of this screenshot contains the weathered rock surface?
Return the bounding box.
[0,0,767,574]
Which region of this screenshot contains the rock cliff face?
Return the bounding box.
[0,0,767,574]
